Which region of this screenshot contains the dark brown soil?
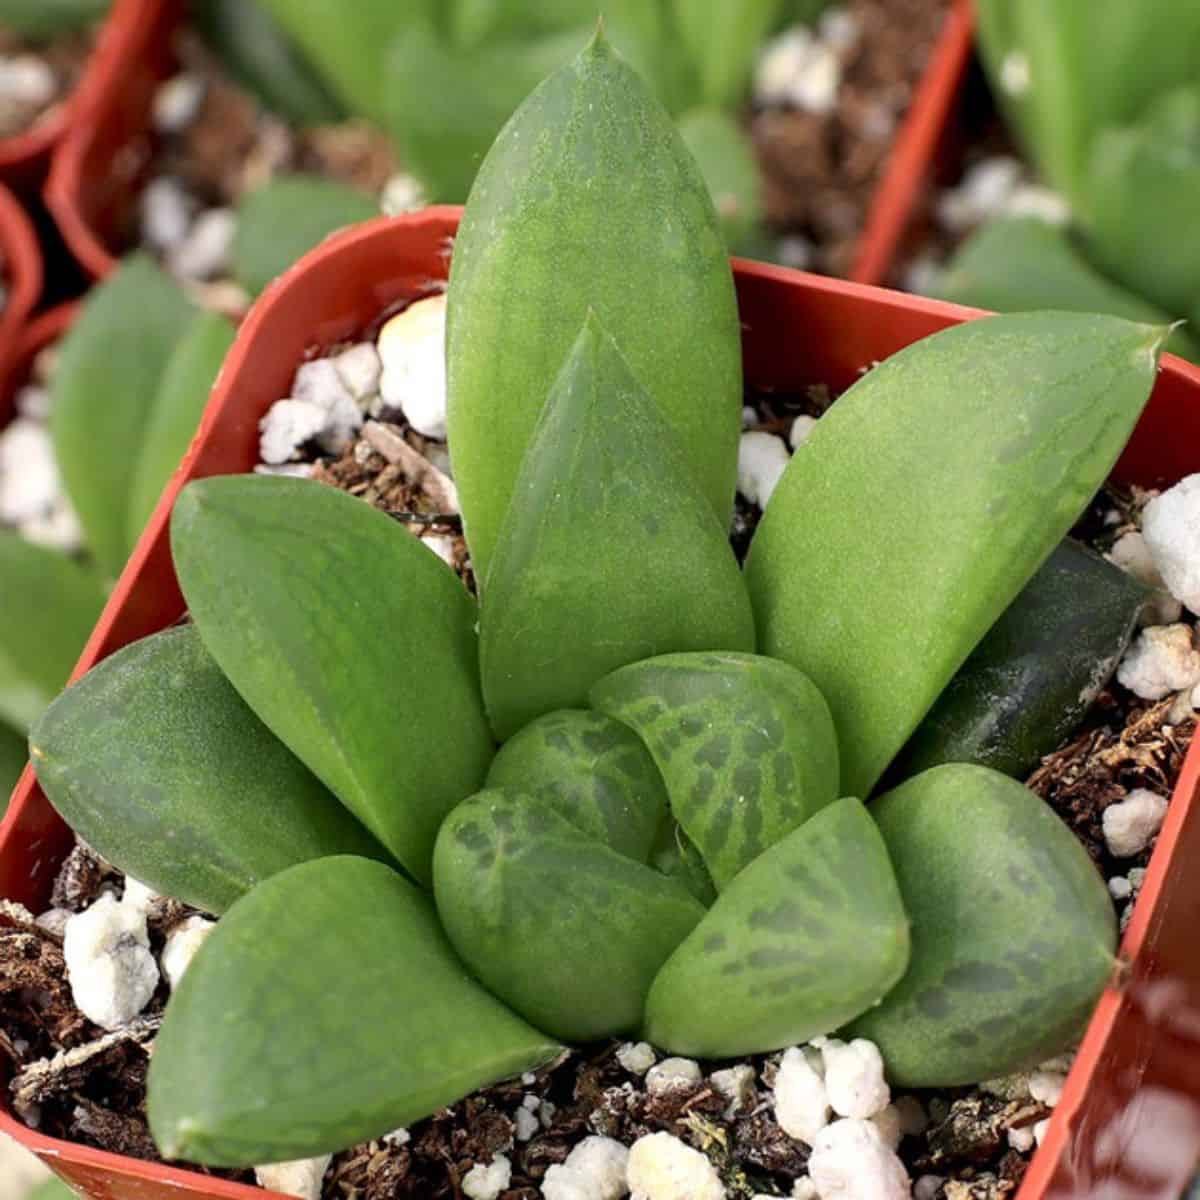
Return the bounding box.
[0,26,93,138]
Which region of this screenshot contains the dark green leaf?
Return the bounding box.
[0,722,27,812]
[650,818,718,906]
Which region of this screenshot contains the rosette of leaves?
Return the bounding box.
[32,33,1163,1168]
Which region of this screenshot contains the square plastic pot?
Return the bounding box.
[3,208,1200,1200]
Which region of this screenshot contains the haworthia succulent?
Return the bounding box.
[672,0,782,108]
[592,652,838,890]
[894,540,1148,780]
[848,764,1117,1086]
[51,254,196,579]
[149,856,559,1165]
[677,108,765,254]
[479,319,754,740]
[29,626,387,914]
[447,31,742,578]
[745,311,1166,799]
[127,310,235,543]
[0,531,105,732]
[170,476,494,885]
[486,709,667,862]
[434,789,705,1041]
[651,818,718,906]
[644,798,910,1057]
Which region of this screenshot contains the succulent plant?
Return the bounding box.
[0,0,107,37]
[32,33,1164,1169]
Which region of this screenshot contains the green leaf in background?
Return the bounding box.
[673,0,782,108]
[592,652,838,891]
[126,311,235,544]
[171,476,494,886]
[29,626,387,915]
[848,764,1116,1086]
[936,216,1200,363]
[0,721,28,812]
[447,30,743,579]
[149,856,560,1165]
[194,0,345,126]
[745,312,1166,800]
[28,1179,79,1200]
[677,108,764,254]
[434,789,705,1041]
[486,709,667,862]
[479,318,754,741]
[0,0,107,37]
[0,531,105,732]
[51,255,196,580]
[646,798,910,1056]
[232,175,379,296]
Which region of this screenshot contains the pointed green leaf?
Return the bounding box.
[480,319,755,740]
[486,709,666,861]
[52,255,196,579]
[127,311,235,543]
[170,476,494,885]
[672,0,783,108]
[0,531,105,731]
[645,798,910,1057]
[848,764,1117,1086]
[0,722,26,812]
[29,626,387,914]
[434,789,705,1042]
[232,175,379,296]
[678,108,764,254]
[149,856,559,1166]
[592,651,838,890]
[746,311,1165,799]
[447,31,742,578]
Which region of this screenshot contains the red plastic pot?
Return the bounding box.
[3,208,1200,1200]
[0,183,43,411]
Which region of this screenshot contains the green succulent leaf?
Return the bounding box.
[52,254,196,579]
[592,651,838,891]
[894,540,1148,780]
[486,709,666,861]
[29,626,387,914]
[232,175,378,296]
[480,318,755,740]
[672,0,782,108]
[0,0,107,36]
[0,531,106,732]
[645,797,910,1056]
[149,855,560,1166]
[677,108,764,254]
[848,764,1117,1086]
[170,475,494,885]
[746,311,1166,799]
[446,30,742,578]
[434,789,705,1042]
[0,722,27,811]
[28,1179,78,1200]
[127,311,235,543]
[650,818,718,906]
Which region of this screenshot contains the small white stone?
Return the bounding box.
[617,1041,656,1075]
[814,1037,890,1120]
[869,1104,903,1150]
[377,294,448,439]
[789,415,818,449]
[1102,788,1169,858]
[20,499,84,553]
[255,462,316,479]
[913,1176,944,1200]
[818,8,860,50]
[121,877,159,914]
[15,384,51,420]
[1000,50,1031,96]
[152,73,205,135]
[1033,1117,1051,1146]
[777,234,815,271]
[936,157,1023,232]
[522,1073,537,1085]
[901,253,942,297]
[1116,624,1200,700]
[0,54,55,108]
[259,398,328,464]
[290,358,363,453]
[626,1132,724,1200]
[63,895,159,1031]
[140,177,196,251]
[333,342,383,404]
[542,1136,629,1200]
[168,207,238,282]
[515,1106,540,1142]
[893,1095,928,1137]
[792,1180,819,1200]
[255,1156,332,1200]
[1143,475,1200,615]
[1004,184,1070,226]
[1028,1069,1066,1108]
[0,417,62,523]
[755,28,841,114]
[1107,530,1165,588]
[463,1153,512,1200]
[36,908,72,938]
[380,172,427,216]
[742,405,758,429]
[1007,1124,1036,1153]
[161,916,215,990]
[737,431,790,510]
[773,1046,831,1145]
[645,1057,701,1095]
[540,1099,557,1129]
[422,534,458,567]
[382,1127,410,1146]
[710,1064,757,1116]
[808,1118,909,1200]
[1108,876,1133,900]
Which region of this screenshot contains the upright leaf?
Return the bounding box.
[30,626,387,914]
[480,319,754,740]
[0,722,26,810]
[447,30,742,578]
[745,312,1165,798]
[171,476,494,885]
[672,0,783,108]
[52,255,196,579]
[678,108,764,254]
[149,856,559,1165]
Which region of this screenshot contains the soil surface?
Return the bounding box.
[0,26,93,139]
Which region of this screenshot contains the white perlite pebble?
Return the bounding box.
[168,207,238,282]
[162,916,216,990]
[1033,1118,1051,1146]
[423,534,458,568]
[333,342,383,404]
[807,1118,910,1200]
[1108,875,1133,900]
[913,1176,945,1200]
[776,234,814,271]
[814,1037,890,1120]
[1028,1069,1066,1108]
[36,907,72,938]
[616,1041,656,1075]
[0,54,55,107]
[1116,624,1200,700]
[259,398,329,464]
[542,1136,629,1200]
[789,415,818,450]
[755,28,841,114]
[380,172,427,216]
[1007,1124,1036,1153]
[737,431,790,510]
[1107,530,1166,590]
[645,1057,701,1095]
[0,417,62,523]
[15,384,50,420]
[63,895,159,1031]
[627,1132,725,1200]
[383,1127,410,1147]
[255,1156,332,1200]
[773,1046,831,1145]
[999,50,1031,96]
[377,294,448,438]
[1102,788,1169,858]
[121,876,159,914]
[936,156,1023,233]
[710,1064,757,1115]
[515,1106,540,1141]
[141,177,196,251]
[1143,475,1200,615]
[792,1180,819,1200]
[1005,184,1070,226]
[21,501,84,553]
[463,1153,512,1200]
[152,73,205,134]
[291,358,363,453]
